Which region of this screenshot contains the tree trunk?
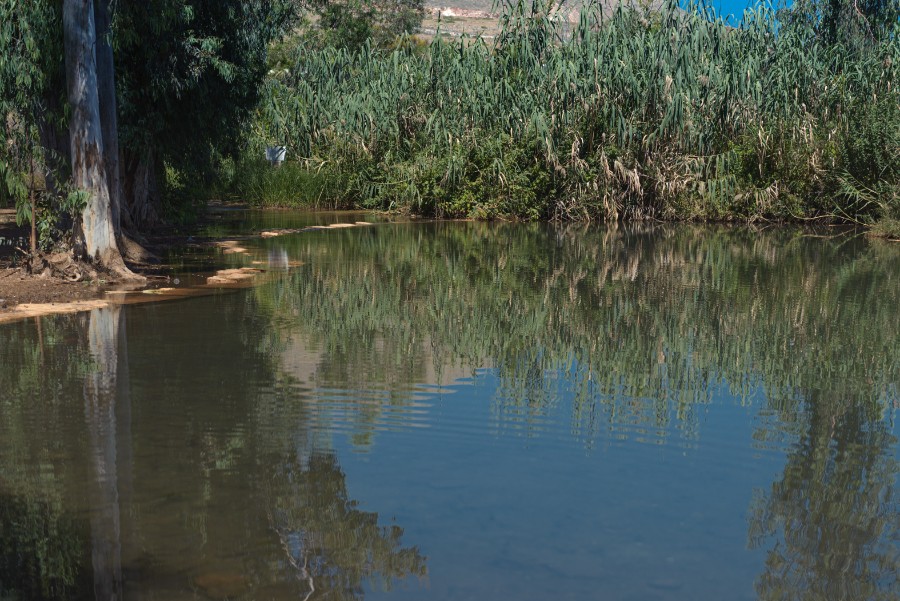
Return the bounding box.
[123,150,162,228]
[29,162,37,254]
[63,0,140,280]
[93,0,157,265]
[93,0,123,234]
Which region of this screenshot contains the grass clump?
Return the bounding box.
[227,159,350,209]
[869,218,900,240]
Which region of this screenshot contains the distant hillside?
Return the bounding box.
[421,0,666,39]
[426,0,666,19]
[426,0,495,12]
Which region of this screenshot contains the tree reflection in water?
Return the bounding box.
[257,222,900,599]
[83,306,126,601]
[748,388,900,600]
[266,453,427,601]
[0,303,428,600]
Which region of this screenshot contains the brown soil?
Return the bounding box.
[0,221,185,321]
[0,268,107,308]
[0,214,193,313]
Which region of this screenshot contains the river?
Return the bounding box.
[1,217,898,600]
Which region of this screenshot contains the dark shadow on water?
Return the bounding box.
[0,302,427,600]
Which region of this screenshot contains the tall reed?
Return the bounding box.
[253,0,899,221]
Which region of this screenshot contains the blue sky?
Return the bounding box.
[713,0,760,17]
[686,0,789,23]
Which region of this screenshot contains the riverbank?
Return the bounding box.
[0,269,107,308]
[0,260,271,324]
[0,212,384,324]
[1,206,896,325]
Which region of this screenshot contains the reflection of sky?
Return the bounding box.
[334,372,785,601]
[684,0,789,23]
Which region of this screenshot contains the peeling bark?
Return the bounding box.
[93,0,123,233]
[123,151,162,229]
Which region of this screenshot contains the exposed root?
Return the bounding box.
[41,252,96,282]
[23,250,150,285]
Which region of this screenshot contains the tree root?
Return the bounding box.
[25,251,100,283]
[48,252,96,282]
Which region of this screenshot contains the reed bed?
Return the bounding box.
[252,0,899,221]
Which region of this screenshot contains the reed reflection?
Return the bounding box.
[0,221,897,600]
[748,387,900,600]
[258,223,899,447]
[256,222,900,598]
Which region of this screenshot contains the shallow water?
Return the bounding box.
[1,220,899,600]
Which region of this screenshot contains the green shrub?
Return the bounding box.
[869,218,900,240]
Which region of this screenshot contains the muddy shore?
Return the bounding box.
[0,215,379,324]
[0,269,108,307]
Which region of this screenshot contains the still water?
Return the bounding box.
[1,220,899,600]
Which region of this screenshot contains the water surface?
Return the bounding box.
[1,221,898,600]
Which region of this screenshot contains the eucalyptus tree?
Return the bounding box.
[63,0,136,276]
[4,0,299,261]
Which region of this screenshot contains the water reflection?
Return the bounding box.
[0,493,87,599]
[0,315,93,599]
[749,388,900,600]
[258,222,899,446]
[254,222,899,598]
[266,453,427,600]
[0,302,426,600]
[268,246,290,271]
[0,222,897,600]
[83,307,126,601]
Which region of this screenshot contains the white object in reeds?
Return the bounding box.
[265,146,286,166]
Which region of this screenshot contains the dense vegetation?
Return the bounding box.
[3,0,899,271]
[1,0,301,270]
[240,0,899,225]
